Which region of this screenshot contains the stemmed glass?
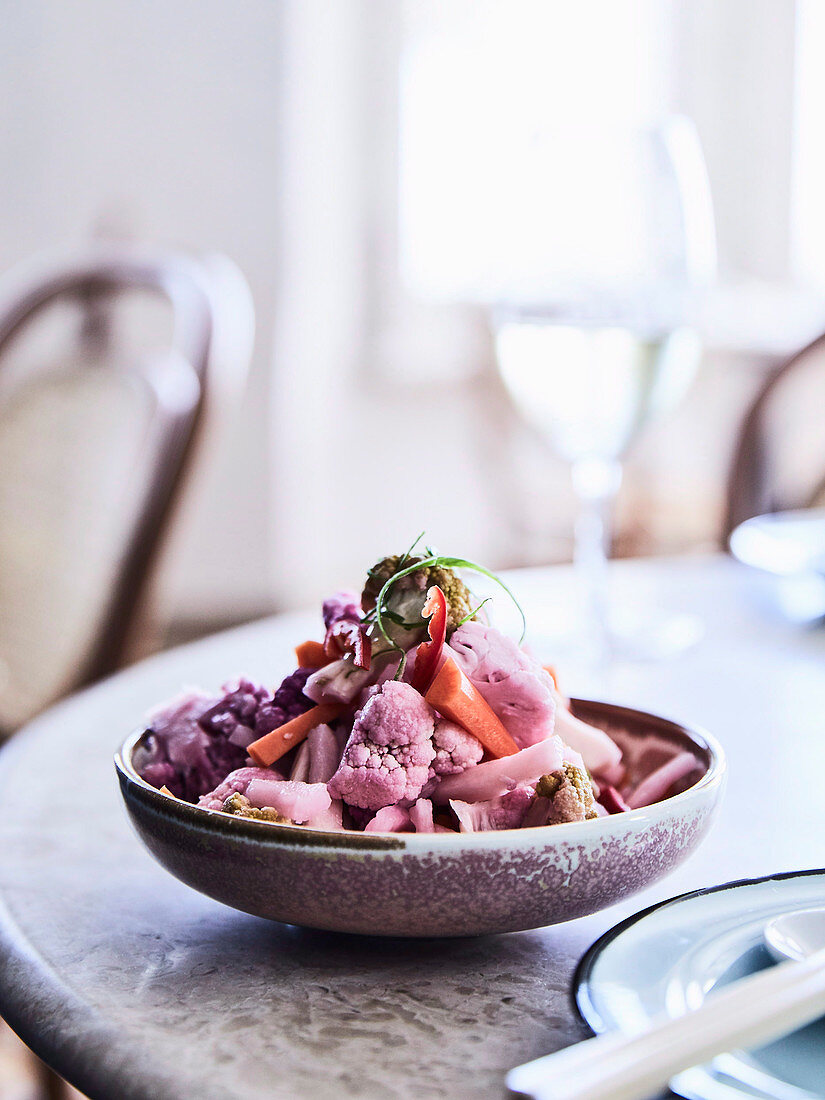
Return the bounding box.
[492,117,716,665]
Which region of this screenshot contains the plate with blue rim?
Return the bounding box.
[730,508,825,622]
[573,869,825,1100]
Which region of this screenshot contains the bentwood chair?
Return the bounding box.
[724,330,825,544]
[0,246,254,734]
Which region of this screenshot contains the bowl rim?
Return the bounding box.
[115,697,727,852]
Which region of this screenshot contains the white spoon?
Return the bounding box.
[507,907,825,1100]
[765,907,825,964]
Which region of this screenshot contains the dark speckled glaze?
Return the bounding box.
[115,699,725,937]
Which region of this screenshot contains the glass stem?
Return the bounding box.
[571,457,623,666]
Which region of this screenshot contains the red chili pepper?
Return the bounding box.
[410,585,447,694]
[323,619,372,670]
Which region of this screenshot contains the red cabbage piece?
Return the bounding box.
[200,672,313,749]
[135,671,314,802]
[135,690,232,802]
[323,591,361,630]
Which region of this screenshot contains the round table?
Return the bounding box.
[1,556,823,1100]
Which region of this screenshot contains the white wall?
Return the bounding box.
[0,0,285,619]
[671,0,798,282]
[0,0,814,627]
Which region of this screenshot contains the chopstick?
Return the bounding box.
[506,946,825,1100]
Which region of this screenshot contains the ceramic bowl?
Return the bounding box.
[115,699,726,937]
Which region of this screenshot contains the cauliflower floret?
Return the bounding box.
[447,621,556,747]
[523,763,599,826]
[197,767,277,810]
[362,554,476,644]
[328,680,436,810]
[450,786,536,832]
[430,718,483,777]
[203,772,343,829]
[221,793,287,823]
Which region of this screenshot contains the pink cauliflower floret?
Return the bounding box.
[430,718,484,777]
[328,680,435,811]
[197,767,278,810]
[448,621,556,747]
[451,785,536,832]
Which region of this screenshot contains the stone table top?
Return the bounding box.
[1,556,824,1099]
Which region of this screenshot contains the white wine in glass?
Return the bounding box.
[492,118,715,664]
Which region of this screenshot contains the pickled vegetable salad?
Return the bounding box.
[134,547,696,833]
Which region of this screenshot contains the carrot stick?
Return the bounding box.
[543,664,559,691]
[425,657,519,758]
[295,640,331,669]
[247,703,344,767]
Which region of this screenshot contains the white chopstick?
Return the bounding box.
[506,946,825,1100]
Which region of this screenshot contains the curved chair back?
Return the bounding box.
[0,247,254,731]
[724,331,825,543]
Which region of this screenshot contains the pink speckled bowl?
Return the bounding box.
[115,699,725,937]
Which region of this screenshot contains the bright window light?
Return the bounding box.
[398,1,672,302]
[792,0,825,291]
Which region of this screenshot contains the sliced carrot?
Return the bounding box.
[543,664,559,692]
[424,657,519,758]
[295,640,331,669]
[247,703,344,767]
[159,785,174,797]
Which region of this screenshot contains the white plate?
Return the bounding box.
[730,509,825,577]
[574,870,825,1100]
[730,510,825,622]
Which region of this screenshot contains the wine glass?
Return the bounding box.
[492,117,716,665]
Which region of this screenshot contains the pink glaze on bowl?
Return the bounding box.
[115,699,725,937]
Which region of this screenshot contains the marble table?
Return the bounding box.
[1,556,824,1100]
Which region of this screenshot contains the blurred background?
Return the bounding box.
[1,0,823,640]
[1,0,825,690]
[3,1,825,1093]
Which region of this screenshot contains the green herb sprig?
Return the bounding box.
[374,555,526,652]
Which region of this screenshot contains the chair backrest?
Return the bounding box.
[0,247,254,731]
[724,331,825,544]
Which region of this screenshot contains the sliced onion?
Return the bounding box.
[431,736,566,804]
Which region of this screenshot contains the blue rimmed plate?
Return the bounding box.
[730,509,825,622]
[574,870,825,1099]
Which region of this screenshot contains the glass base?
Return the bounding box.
[528,610,705,694]
[604,610,705,662]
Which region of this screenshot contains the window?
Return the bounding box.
[399,1,673,302]
[792,0,825,292]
